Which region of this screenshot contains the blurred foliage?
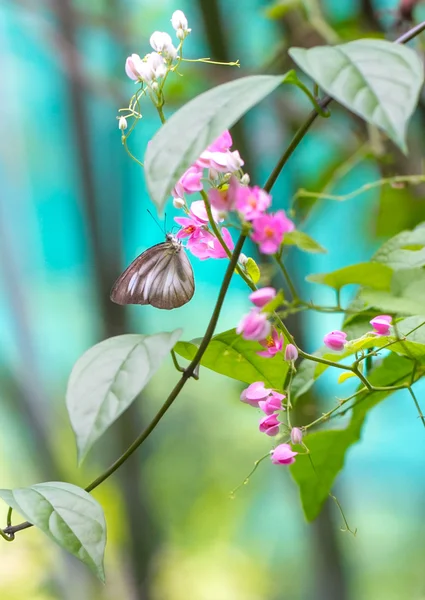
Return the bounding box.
[1,0,425,599]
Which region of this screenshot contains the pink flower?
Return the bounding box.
[208,176,239,212]
[249,287,276,308]
[174,200,221,242]
[271,443,298,465]
[186,227,234,260]
[285,344,298,362]
[257,329,284,358]
[290,427,303,445]
[207,227,235,258]
[207,131,233,153]
[259,414,280,436]
[370,314,392,336]
[190,199,221,224]
[197,150,244,173]
[258,391,285,415]
[240,381,272,407]
[235,186,271,221]
[172,166,203,199]
[236,309,271,341]
[251,210,295,255]
[323,330,347,352]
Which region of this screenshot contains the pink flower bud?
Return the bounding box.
[240,381,272,407]
[172,166,203,199]
[290,427,303,445]
[258,391,285,415]
[249,287,276,308]
[285,344,298,362]
[236,309,271,341]
[271,443,298,465]
[323,330,347,352]
[259,414,280,436]
[370,314,392,336]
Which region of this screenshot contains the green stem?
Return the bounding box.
[86,234,247,493]
[3,236,247,536]
[275,254,299,301]
[201,190,255,290]
[262,96,332,194]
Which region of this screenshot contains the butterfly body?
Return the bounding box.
[111,234,195,309]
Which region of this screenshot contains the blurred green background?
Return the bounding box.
[1,0,425,598]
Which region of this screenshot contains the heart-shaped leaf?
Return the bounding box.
[0,483,106,581]
[284,230,327,254]
[290,353,413,521]
[145,74,290,210]
[175,328,288,389]
[66,330,182,462]
[289,40,423,151]
[307,262,393,290]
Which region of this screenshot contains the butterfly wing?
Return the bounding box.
[110,242,195,309]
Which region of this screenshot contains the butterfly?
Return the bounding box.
[110,233,195,309]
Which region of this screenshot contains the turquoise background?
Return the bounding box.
[1,1,425,599]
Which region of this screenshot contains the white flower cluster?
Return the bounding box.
[124,10,190,87]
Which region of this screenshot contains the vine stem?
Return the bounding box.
[2,234,247,537]
[4,18,425,539]
[86,235,246,493]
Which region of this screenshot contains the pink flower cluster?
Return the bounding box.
[209,173,294,255]
[240,381,299,465]
[173,129,294,260]
[236,286,299,361]
[172,131,244,259]
[172,131,243,202]
[323,315,392,352]
[174,200,234,260]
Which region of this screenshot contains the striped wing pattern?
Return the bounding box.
[110,241,195,310]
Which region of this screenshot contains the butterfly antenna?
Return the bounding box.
[146,209,166,235]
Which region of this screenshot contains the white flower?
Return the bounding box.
[125,53,144,81]
[147,52,167,79]
[171,10,188,31]
[150,31,173,52]
[118,116,127,130]
[239,253,248,266]
[240,173,250,186]
[163,43,177,62]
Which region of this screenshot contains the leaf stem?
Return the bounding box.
[407,385,425,429]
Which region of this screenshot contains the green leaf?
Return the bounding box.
[284,230,327,254]
[292,315,425,398]
[371,223,425,270]
[360,268,425,317]
[289,40,424,151]
[66,330,182,463]
[290,353,413,521]
[174,328,288,389]
[344,223,425,325]
[0,482,106,581]
[307,262,393,290]
[245,257,261,284]
[145,74,289,211]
